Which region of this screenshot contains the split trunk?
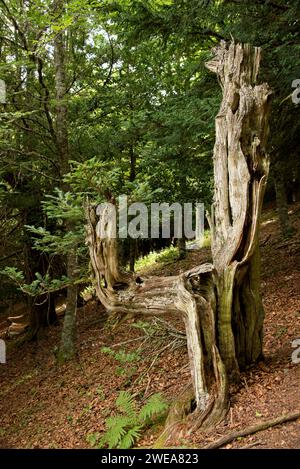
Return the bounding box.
[86,42,271,436]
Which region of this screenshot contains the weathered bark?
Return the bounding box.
[206,41,271,378]
[86,42,271,438]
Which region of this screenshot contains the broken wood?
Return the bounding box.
[7,314,27,324]
[7,322,30,337]
[86,41,271,439]
[204,411,300,449]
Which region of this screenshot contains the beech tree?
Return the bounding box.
[86,41,271,439]
[53,0,78,361]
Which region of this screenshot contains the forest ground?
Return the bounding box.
[0,204,299,449]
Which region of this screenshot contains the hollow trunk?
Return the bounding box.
[86,42,271,438]
[206,42,271,380]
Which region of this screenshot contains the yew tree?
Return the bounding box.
[86,41,271,439]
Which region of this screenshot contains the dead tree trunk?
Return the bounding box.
[86,42,271,438]
[206,42,271,379]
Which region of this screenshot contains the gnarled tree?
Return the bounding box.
[85,42,271,439]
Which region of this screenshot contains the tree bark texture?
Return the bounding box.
[206,41,271,378]
[86,42,271,435]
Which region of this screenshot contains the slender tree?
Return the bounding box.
[53,0,78,361]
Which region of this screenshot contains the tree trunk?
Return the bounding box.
[57,250,77,361]
[129,143,137,272]
[206,42,271,378]
[129,239,136,272]
[19,64,57,336]
[274,161,293,237]
[177,237,186,259]
[54,0,77,361]
[86,42,271,438]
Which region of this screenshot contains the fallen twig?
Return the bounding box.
[275,240,299,250]
[132,339,178,389]
[204,411,300,449]
[260,234,271,247]
[240,440,262,449]
[110,336,145,348]
[153,316,186,338]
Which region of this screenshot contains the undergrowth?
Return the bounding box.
[135,245,179,271]
[86,391,168,449]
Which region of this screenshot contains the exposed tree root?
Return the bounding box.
[154,384,195,448]
[204,411,300,449]
[154,376,228,448]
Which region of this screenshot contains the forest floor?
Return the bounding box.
[0,203,299,449]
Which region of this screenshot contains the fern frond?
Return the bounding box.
[105,415,130,431]
[118,425,143,449]
[116,391,137,419]
[139,393,168,422]
[99,391,167,450]
[86,432,100,447]
[100,415,131,448]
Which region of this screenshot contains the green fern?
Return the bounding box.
[119,426,143,449]
[99,415,132,448]
[116,391,137,419]
[139,393,168,422]
[101,347,140,364]
[97,391,168,449]
[86,432,100,447]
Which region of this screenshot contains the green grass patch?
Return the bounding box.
[135,245,179,272]
[200,229,211,248]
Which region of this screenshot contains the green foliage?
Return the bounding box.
[200,229,211,249]
[101,346,140,380]
[86,431,101,448]
[95,386,106,401]
[65,159,125,201]
[1,0,299,346]
[0,267,25,285]
[138,393,169,423]
[80,285,95,301]
[115,391,138,419]
[0,186,88,298]
[90,391,168,449]
[42,189,83,223]
[135,245,179,271]
[131,319,158,336]
[0,266,70,296]
[101,346,141,364]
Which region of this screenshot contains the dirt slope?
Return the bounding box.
[0,204,299,449]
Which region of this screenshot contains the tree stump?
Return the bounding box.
[85,41,271,438]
